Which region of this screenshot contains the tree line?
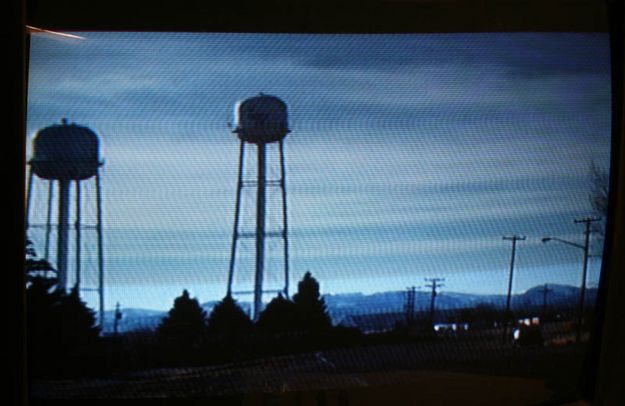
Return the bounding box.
[25,239,361,377]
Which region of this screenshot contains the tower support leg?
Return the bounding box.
[279,141,289,298]
[57,180,70,292]
[75,180,81,289]
[25,166,34,232]
[44,180,53,260]
[254,143,266,321]
[227,141,245,297]
[96,172,105,328]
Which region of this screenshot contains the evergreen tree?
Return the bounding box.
[589,161,609,219]
[157,289,207,344]
[25,237,57,283]
[589,161,609,240]
[257,293,298,333]
[206,294,253,335]
[26,277,61,376]
[26,236,103,376]
[292,272,332,331]
[26,279,100,376]
[26,277,63,352]
[57,286,101,351]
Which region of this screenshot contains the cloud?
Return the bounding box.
[271,33,610,77]
[25,32,611,302]
[27,32,610,147]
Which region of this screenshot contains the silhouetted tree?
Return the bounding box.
[292,272,332,331]
[589,161,609,239]
[57,285,101,351]
[257,293,298,333]
[26,277,64,359]
[589,161,609,218]
[26,278,59,377]
[206,294,253,335]
[26,238,61,376]
[26,279,100,377]
[25,237,36,257]
[157,289,207,345]
[25,237,57,284]
[26,235,102,376]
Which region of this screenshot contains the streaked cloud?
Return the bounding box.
[25,32,611,309]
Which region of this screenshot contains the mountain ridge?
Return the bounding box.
[102,283,597,333]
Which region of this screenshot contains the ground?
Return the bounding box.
[30,334,586,404]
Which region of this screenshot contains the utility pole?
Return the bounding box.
[425,278,444,329]
[405,286,416,326]
[573,216,600,343]
[113,302,122,336]
[539,284,553,321]
[502,235,525,344]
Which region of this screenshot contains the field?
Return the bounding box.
[30,329,587,404]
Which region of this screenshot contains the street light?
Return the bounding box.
[541,237,584,249]
[542,217,600,344]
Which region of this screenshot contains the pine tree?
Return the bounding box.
[157,289,207,345]
[26,236,103,376]
[57,286,101,351]
[26,277,63,349]
[26,280,100,376]
[292,272,332,331]
[589,161,609,239]
[26,277,62,376]
[589,161,609,219]
[25,237,57,283]
[257,293,298,333]
[206,295,253,335]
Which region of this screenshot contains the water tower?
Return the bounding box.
[25,118,105,326]
[227,94,290,320]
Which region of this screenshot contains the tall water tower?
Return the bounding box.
[25,118,105,326]
[227,94,290,321]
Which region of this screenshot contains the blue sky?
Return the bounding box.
[25,32,611,311]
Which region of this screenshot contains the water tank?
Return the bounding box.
[233,94,289,144]
[30,119,101,180]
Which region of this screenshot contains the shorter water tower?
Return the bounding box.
[227,94,290,321]
[25,119,105,326]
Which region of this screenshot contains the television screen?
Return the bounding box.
[19,1,623,405]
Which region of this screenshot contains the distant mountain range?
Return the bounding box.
[325,284,597,319]
[102,284,598,334]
